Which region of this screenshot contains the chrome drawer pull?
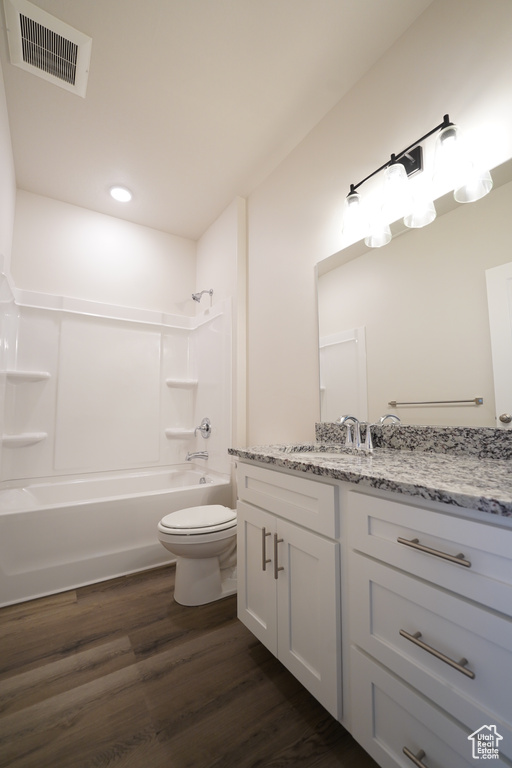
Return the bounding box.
[261,528,271,571]
[400,629,475,679]
[273,534,284,580]
[397,536,471,567]
[403,747,427,767]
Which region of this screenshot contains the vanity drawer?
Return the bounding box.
[236,462,338,537]
[347,490,512,614]
[350,553,512,752]
[351,648,484,768]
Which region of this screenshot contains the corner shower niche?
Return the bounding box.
[2,371,50,447]
[165,377,198,439]
[0,276,50,453]
[163,308,231,464]
[0,285,232,483]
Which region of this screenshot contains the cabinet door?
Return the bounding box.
[237,501,277,654]
[351,648,475,768]
[276,518,341,718]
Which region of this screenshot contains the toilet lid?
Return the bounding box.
[160,505,236,532]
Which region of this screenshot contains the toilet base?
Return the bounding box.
[173,556,237,606]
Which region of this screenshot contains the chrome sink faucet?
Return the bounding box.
[360,422,374,454]
[379,414,401,425]
[337,415,361,451]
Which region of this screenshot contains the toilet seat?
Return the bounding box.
[159,505,236,536]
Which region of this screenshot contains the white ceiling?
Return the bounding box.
[0,0,433,240]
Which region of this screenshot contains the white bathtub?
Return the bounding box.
[0,465,232,606]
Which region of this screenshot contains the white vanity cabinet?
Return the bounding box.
[347,489,512,768]
[235,462,341,719]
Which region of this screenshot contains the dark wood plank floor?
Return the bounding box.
[0,566,379,768]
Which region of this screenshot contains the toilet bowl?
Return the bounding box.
[157,504,237,606]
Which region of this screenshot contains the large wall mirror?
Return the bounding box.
[316,159,512,427]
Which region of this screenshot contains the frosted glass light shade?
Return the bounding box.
[435,123,492,203]
[454,168,493,203]
[435,122,463,183]
[383,161,412,223]
[364,215,391,248]
[342,189,365,243]
[404,194,436,228]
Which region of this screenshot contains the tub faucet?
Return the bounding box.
[194,417,212,439]
[186,451,208,461]
[337,415,361,451]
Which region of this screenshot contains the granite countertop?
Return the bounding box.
[228,442,512,518]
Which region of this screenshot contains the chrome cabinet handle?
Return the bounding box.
[273,534,284,580]
[403,748,428,767]
[397,536,471,568]
[400,629,475,679]
[261,528,271,571]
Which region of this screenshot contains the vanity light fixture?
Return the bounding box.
[109,185,133,202]
[342,114,493,248]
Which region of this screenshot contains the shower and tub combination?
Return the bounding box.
[0,276,234,608]
[0,465,233,607]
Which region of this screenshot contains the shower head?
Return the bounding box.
[192,289,213,303]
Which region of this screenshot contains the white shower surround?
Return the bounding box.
[0,279,232,479]
[0,277,233,604]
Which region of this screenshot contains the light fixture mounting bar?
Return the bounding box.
[350,114,452,193]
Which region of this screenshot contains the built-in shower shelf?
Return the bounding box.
[6,370,51,383]
[165,428,195,439]
[2,432,48,447]
[165,378,198,388]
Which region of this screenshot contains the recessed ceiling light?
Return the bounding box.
[110,186,132,202]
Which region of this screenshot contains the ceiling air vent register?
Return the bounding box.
[19,13,78,85]
[3,0,92,97]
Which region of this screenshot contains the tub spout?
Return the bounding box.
[186,451,208,461]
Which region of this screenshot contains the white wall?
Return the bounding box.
[246,0,512,445]
[11,191,196,315]
[196,197,244,305]
[0,60,16,274]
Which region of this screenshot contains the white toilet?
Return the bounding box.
[157,504,237,606]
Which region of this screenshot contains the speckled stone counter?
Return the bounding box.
[315,422,512,459]
[229,434,512,518]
